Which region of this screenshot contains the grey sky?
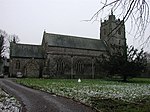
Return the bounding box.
[0,0,150,52]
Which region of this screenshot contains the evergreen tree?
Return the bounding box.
[99,46,147,81]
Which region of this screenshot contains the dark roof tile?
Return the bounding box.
[10,43,43,58]
[43,33,107,51]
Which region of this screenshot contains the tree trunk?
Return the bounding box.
[39,66,43,78]
[123,74,127,82]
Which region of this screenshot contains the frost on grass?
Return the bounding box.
[86,84,150,102]
[18,79,150,106]
[0,88,21,112]
[44,81,150,105]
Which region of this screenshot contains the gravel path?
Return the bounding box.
[0,79,96,112]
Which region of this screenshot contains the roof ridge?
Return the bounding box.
[15,43,41,47]
[45,32,101,41]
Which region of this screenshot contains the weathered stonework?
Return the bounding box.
[9,58,43,77]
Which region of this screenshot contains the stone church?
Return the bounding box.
[9,13,126,78]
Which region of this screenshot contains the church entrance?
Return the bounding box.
[24,60,40,77]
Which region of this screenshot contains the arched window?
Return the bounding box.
[16,60,20,69]
[75,60,84,74]
[56,58,65,74]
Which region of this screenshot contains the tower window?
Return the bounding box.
[118,28,121,35]
[119,40,121,45]
[104,29,106,35]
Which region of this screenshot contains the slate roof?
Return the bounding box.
[42,32,107,51]
[10,43,43,58]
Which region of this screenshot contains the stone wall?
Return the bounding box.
[42,46,107,78]
[9,45,108,78]
[9,58,43,77]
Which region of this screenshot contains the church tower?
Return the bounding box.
[100,11,126,55]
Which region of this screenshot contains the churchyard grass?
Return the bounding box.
[16,78,150,112]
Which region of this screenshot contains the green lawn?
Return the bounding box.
[16,78,150,112]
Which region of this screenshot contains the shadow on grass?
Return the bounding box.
[104,77,150,84]
[91,97,150,112]
[128,78,150,84]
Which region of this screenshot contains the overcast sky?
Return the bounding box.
[0,0,150,52]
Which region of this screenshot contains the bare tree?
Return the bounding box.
[5,34,20,57]
[0,29,20,58]
[88,0,150,44]
[0,30,7,61]
[147,53,150,76]
[9,34,20,43]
